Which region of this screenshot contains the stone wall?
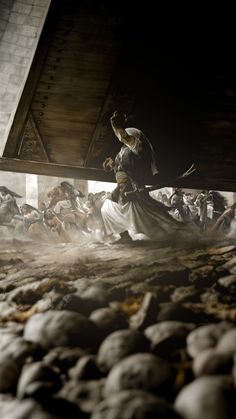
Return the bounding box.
[38,176,88,207]
[0,0,14,41]
[0,170,88,207]
[0,0,51,155]
[0,169,25,199]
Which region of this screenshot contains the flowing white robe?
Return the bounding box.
[101,198,186,241]
[102,126,191,241]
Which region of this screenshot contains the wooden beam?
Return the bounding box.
[0,157,114,182]
[1,157,236,192]
[17,112,50,162]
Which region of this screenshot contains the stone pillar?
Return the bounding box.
[25,173,38,207]
[0,0,52,155]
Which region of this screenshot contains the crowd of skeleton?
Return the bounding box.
[0,180,119,242]
[155,188,236,235]
[0,181,236,243]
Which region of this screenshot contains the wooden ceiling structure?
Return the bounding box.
[1,0,236,190]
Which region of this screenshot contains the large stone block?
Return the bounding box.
[0,92,17,102]
[2,41,32,58]
[9,74,23,86]
[0,62,13,74]
[8,64,27,77]
[31,5,47,18]
[6,82,20,95]
[24,15,41,27]
[0,112,11,123]
[13,55,29,65]
[0,0,15,7]
[0,85,7,95]
[0,72,11,83]
[0,9,11,20]
[6,22,21,34]
[12,1,32,14]
[33,0,51,7]
[0,20,7,33]
[0,102,14,112]
[0,0,50,154]
[9,12,26,25]
[20,24,38,37]
[2,31,18,43]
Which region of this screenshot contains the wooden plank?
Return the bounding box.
[45,149,87,163]
[33,93,106,104]
[36,76,111,91]
[31,98,105,112]
[31,107,102,123]
[46,51,116,65]
[54,20,120,37]
[42,60,113,79]
[53,28,121,43]
[34,118,97,131]
[35,83,108,97]
[47,155,85,167]
[40,136,91,147]
[48,33,117,54]
[46,142,89,152]
[51,36,119,52]
[39,68,112,83]
[43,57,114,72]
[31,113,99,130]
[1,158,236,191]
[47,44,118,58]
[0,158,114,182]
[36,126,95,139]
[32,96,105,110]
[55,13,118,25]
[31,104,104,118]
[45,62,115,76]
[55,11,119,24]
[46,147,87,158]
[32,99,105,115]
[34,121,95,133]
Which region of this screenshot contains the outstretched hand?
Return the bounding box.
[102,157,114,171]
[110,110,119,123]
[110,111,126,129]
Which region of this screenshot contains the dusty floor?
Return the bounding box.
[1,237,236,321]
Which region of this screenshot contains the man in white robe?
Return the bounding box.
[101,111,188,241]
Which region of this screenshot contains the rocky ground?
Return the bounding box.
[1,237,236,418]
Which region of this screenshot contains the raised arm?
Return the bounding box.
[110,111,136,147]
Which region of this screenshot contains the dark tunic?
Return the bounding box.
[114,128,158,187]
